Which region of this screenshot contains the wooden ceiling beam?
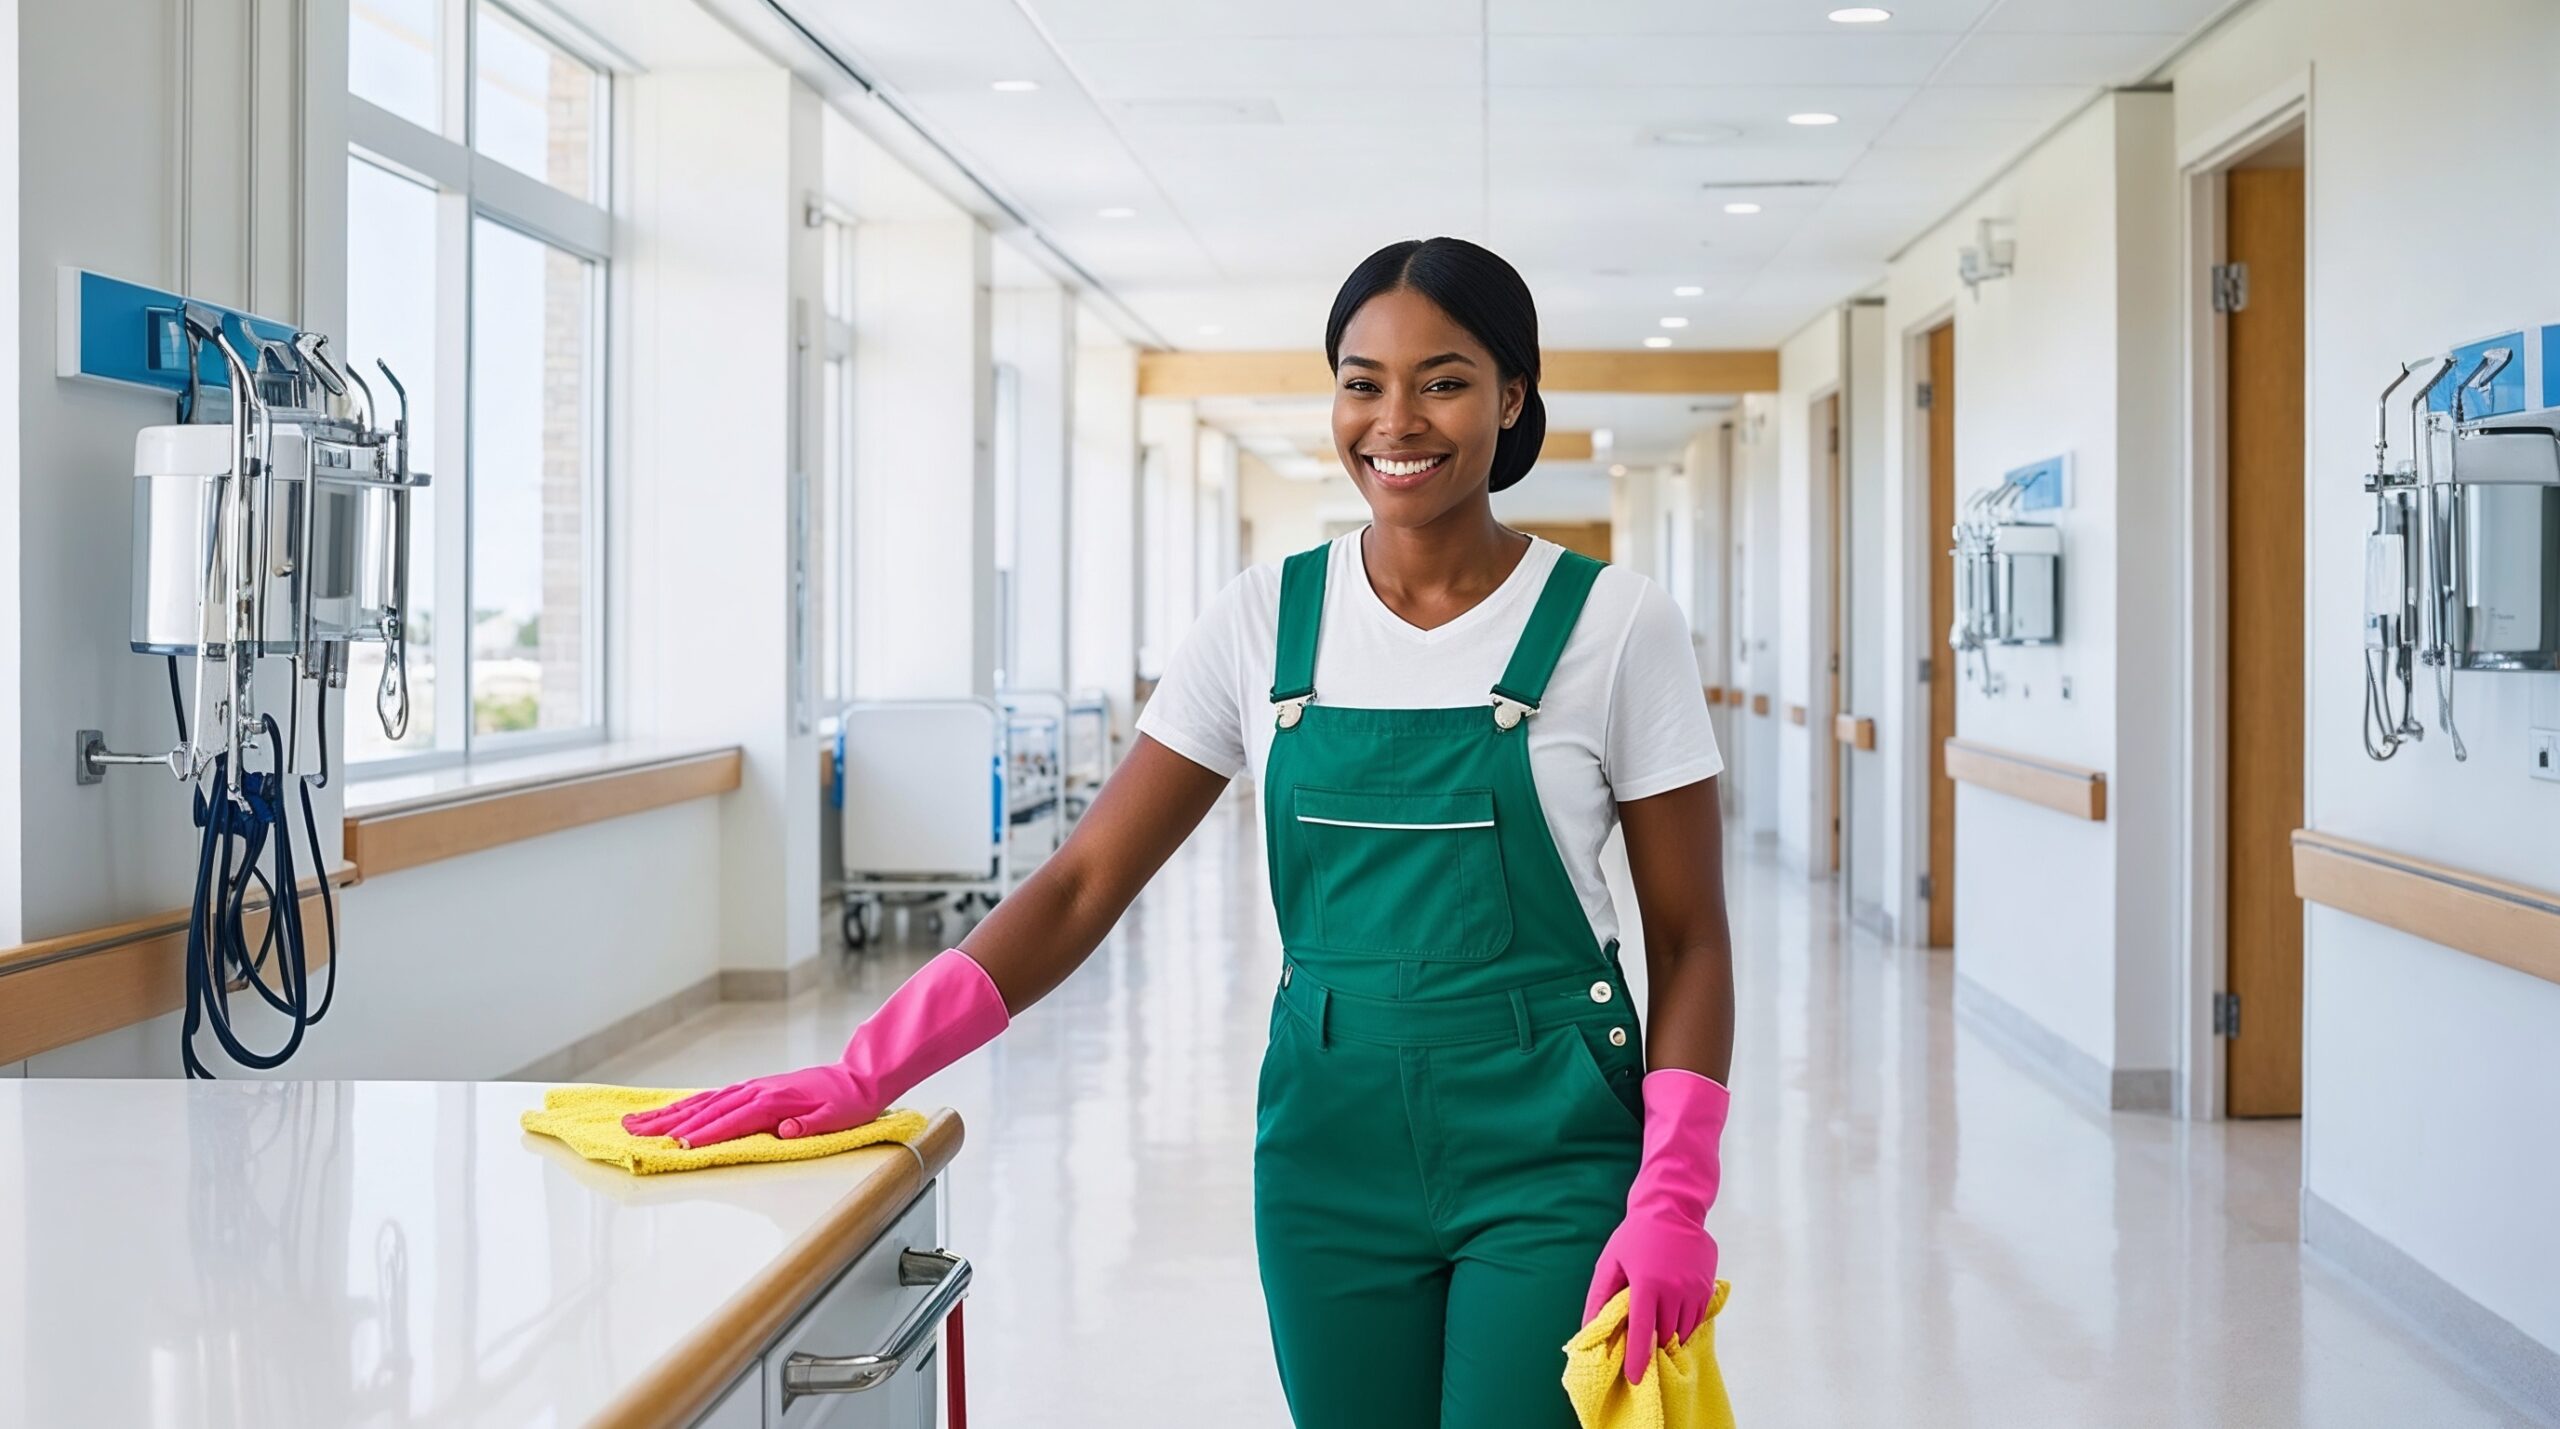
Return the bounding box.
[1139,349,1780,398]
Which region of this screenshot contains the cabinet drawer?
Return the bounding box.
[762,1181,952,1429]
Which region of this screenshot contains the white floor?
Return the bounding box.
[587,798,2545,1428]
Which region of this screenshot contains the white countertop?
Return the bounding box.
[0,1080,948,1429]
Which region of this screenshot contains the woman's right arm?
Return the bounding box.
[951,734,1234,1009]
[623,735,1232,1146]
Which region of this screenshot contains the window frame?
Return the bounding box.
[346,0,616,776]
[817,209,858,713]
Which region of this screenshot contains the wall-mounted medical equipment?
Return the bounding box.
[1949,474,2063,696]
[1958,216,2016,296]
[78,284,428,1075]
[2360,332,2560,762]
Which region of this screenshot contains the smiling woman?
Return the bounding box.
[1325,238,1549,501]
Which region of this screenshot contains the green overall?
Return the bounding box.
[1254,542,1646,1428]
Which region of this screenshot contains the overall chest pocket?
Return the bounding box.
[1292,787,1513,961]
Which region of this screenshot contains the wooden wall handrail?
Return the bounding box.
[345,748,742,878]
[0,865,357,1065]
[2292,830,2560,988]
[1703,685,1727,707]
[1943,737,2107,821]
[0,748,743,1067]
[1750,693,1772,717]
[1786,704,1808,727]
[1834,714,1877,750]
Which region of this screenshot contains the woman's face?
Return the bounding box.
[1331,287,1525,528]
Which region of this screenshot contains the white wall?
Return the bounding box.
[622,69,824,978]
[1136,399,1200,678]
[1842,302,1890,921]
[1871,94,2178,1094]
[2167,0,2560,1368]
[1068,308,1139,732]
[850,131,994,701]
[29,803,723,1078]
[993,282,1073,694]
[1735,395,1781,841]
[1775,315,1843,867]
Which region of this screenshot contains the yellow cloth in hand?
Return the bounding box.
[521,1085,929,1176]
[1561,1281,1735,1429]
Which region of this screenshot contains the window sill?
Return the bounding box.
[344,740,744,877]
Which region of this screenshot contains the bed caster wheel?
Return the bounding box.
[841,905,867,950]
[927,910,946,937]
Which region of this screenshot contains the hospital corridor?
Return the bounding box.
[1,2,2557,1427]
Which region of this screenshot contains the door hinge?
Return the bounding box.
[2211,262,2249,313]
[1828,426,1840,453]
[2213,992,2242,1038]
[1918,873,1935,901]
[1829,652,1840,674]
[1916,381,1935,410]
[1917,656,1935,684]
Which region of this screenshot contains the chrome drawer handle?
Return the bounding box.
[780,1248,972,1406]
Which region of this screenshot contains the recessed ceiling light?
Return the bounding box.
[1097,206,1137,219]
[1659,316,1690,329]
[1788,112,1841,127]
[1643,336,1674,349]
[1828,6,1892,22]
[1724,202,1762,215]
[1673,285,1704,297]
[1197,324,1223,336]
[1609,463,1629,477]
[991,79,1041,93]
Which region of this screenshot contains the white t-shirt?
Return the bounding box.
[1136,530,1724,947]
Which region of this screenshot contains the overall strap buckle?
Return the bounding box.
[1274,694,1312,730]
[1490,693,1538,731]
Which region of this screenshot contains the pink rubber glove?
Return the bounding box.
[622,949,1010,1147]
[1583,1068,1731,1386]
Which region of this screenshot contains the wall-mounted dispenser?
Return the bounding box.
[2361,330,2560,763]
[75,279,428,1075]
[1949,472,2063,696]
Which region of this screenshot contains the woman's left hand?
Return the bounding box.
[1583,1068,1731,1385]
[1584,1210,1718,1385]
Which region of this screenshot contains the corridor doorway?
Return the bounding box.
[1922,322,1957,948]
[2221,135,2308,1118]
[1818,391,1844,875]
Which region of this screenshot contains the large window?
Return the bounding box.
[346,1,611,767]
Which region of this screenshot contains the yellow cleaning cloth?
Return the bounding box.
[1561,1281,1735,1429]
[520,1085,929,1176]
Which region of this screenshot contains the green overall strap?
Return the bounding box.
[1270,543,1332,705]
[1492,550,1605,711]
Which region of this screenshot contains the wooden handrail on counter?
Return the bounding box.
[2292,830,2560,989]
[1943,738,2107,821]
[1834,714,1877,750]
[0,863,358,1064]
[592,1109,967,1429]
[345,748,742,878]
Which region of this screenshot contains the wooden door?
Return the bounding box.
[1925,324,1957,948]
[2226,163,2306,1118]
[1822,394,1844,874]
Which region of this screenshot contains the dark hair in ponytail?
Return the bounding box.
[1324,237,1547,493]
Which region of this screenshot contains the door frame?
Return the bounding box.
[1896,303,1957,946]
[1805,380,1843,881]
[2174,73,2312,1123]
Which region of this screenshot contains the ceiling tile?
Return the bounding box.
[1488,0,2000,36]
[1491,32,1964,87]
[1978,0,2230,35]
[1933,30,2185,85]
[1035,0,1483,42]
[1061,35,1485,95]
